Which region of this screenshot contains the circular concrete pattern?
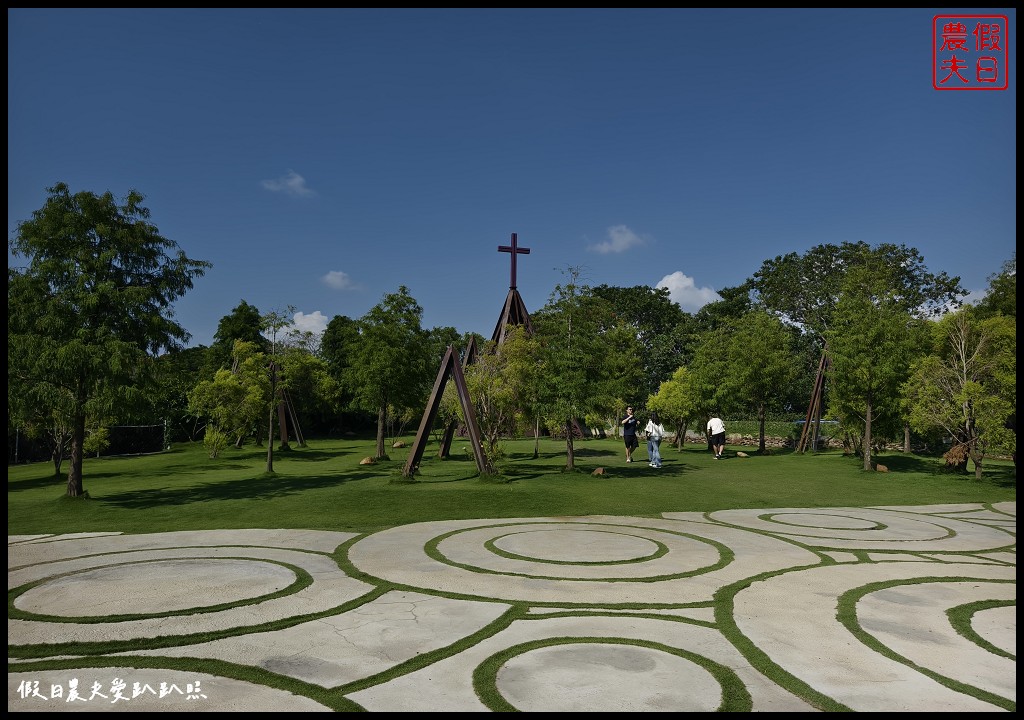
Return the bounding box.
[436,523,715,579]
[494,641,723,712]
[15,558,298,617]
[705,506,1014,551]
[732,561,1016,711]
[765,512,883,530]
[489,529,664,564]
[347,516,821,604]
[7,541,374,646]
[7,504,1016,712]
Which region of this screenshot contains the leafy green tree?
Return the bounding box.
[533,267,611,471]
[825,272,924,471]
[903,307,1015,478]
[321,314,364,431]
[688,326,735,439]
[8,183,210,496]
[647,366,701,450]
[152,346,210,442]
[750,241,965,340]
[591,284,690,396]
[277,343,343,440]
[461,325,541,464]
[598,320,646,437]
[975,253,1016,319]
[187,340,269,457]
[262,307,294,471]
[7,379,75,477]
[718,311,798,453]
[750,242,966,450]
[692,282,755,334]
[345,286,434,460]
[205,300,268,375]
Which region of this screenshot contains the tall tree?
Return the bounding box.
[718,311,798,453]
[461,325,541,463]
[345,286,433,460]
[533,267,610,471]
[750,242,966,449]
[825,271,924,471]
[903,307,1015,478]
[261,307,294,472]
[152,345,209,443]
[688,326,735,426]
[187,340,269,457]
[8,183,210,496]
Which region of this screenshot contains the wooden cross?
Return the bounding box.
[498,233,530,289]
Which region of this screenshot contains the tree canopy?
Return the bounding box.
[8,183,210,495]
[750,241,966,341]
[345,286,434,459]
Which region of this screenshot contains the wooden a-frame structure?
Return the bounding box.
[796,348,828,454]
[402,233,533,478]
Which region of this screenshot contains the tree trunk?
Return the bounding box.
[757,403,766,453]
[265,402,275,473]
[277,399,290,450]
[51,443,64,478]
[903,425,911,453]
[533,415,540,459]
[564,419,575,471]
[863,400,873,472]
[66,411,86,497]
[969,444,985,480]
[376,405,388,459]
[266,366,277,473]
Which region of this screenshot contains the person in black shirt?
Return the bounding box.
[621,406,639,463]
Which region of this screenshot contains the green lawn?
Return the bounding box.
[7,435,1016,537]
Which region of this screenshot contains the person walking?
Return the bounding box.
[644,411,666,468]
[707,414,726,459]
[621,406,639,462]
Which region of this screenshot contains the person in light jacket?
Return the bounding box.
[645,411,666,468]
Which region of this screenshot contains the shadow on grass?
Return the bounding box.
[95,469,380,510]
[7,472,66,492]
[273,448,349,463]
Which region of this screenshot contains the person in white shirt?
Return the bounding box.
[644,411,666,468]
[707,415,726,459]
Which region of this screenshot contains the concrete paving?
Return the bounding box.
[8,502,1016,712]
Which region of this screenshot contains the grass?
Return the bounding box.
[7,435,1017,712]
[7,435,1016,536]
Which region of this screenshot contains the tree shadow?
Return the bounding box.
[96,469,378,510]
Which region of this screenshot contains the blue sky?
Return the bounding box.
[8,8,1017,348]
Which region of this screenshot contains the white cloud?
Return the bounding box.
[261,170,315,197]
[322,270,353,290]
[588,224,645,254]
[656,271,722,313]
[291,310,329,335]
